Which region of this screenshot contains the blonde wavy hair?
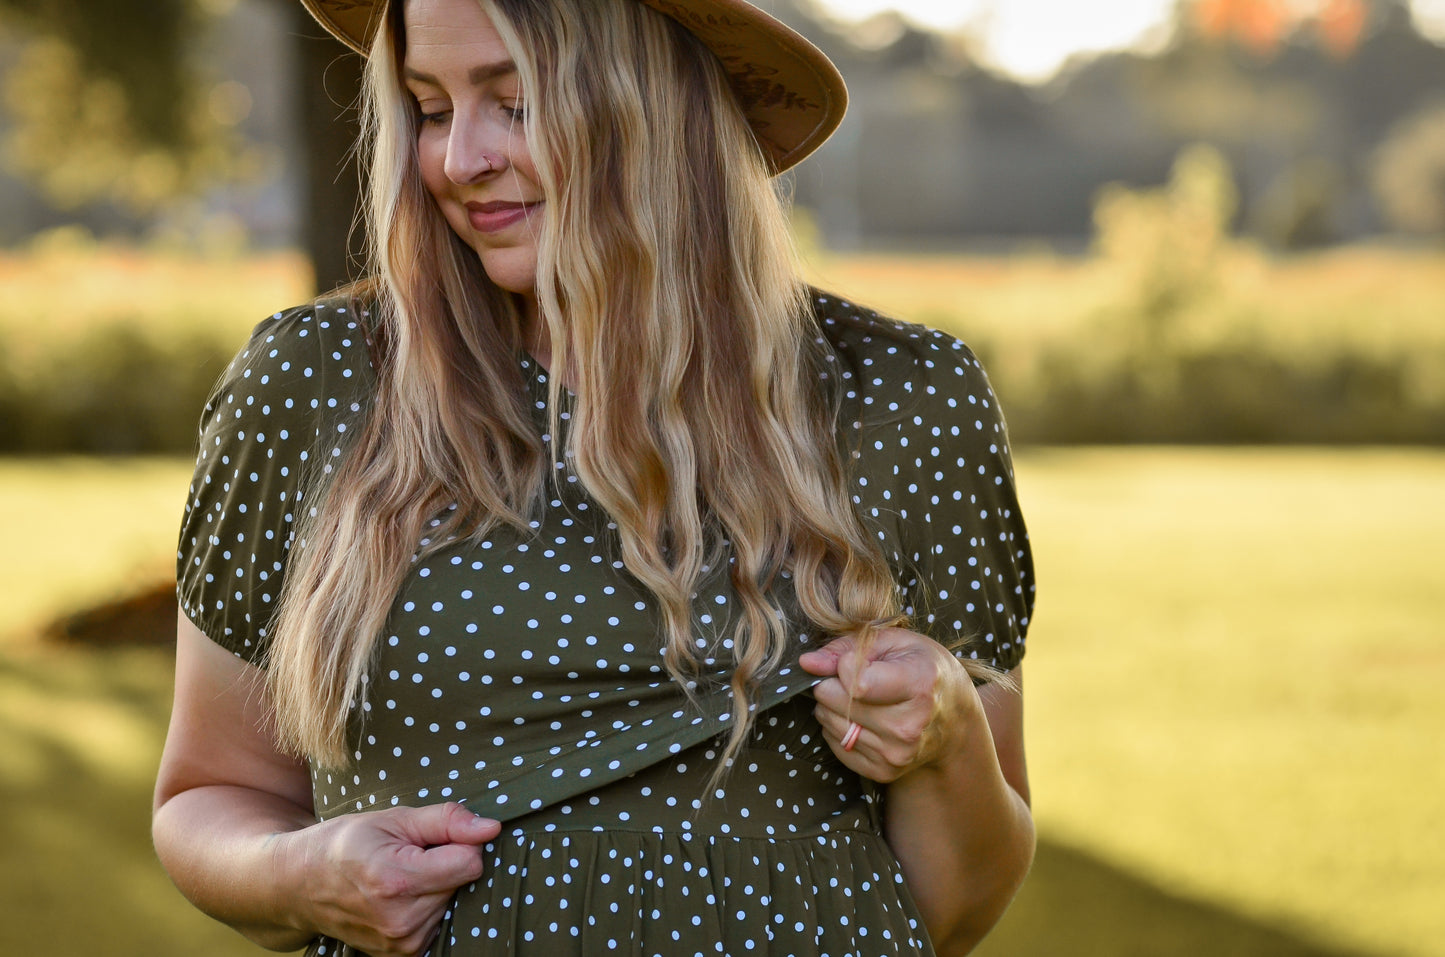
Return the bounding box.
[267,0,913,772]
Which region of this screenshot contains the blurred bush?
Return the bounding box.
[955,144,1445,444]
[815,145,1445,446]
[0,321,229,452]
[990,145,1445,443]
[0,230,309,454]
[4,178,1444,452]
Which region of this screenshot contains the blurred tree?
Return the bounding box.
[0,0,362,290]
[289,3,365,293]
[1317,0,1370,57]
[0,0,196,145]
[0,0,242,209]
[1372,100,1445,236]
[1193,0,1294,54]
[1189,0,1368,57]
[1082,0,1440,245]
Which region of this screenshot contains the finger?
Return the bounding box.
[797,635,856,677]
[811,701,853,745]
[845,657,928,707]
[415,919,445,957]
[821,711,889,765]
[373,899,450,957]
[324,887,450,957]
[816,703,923,784]
[812,705,896,782]
[393,802,499,848]
[444,805,502,846]
[810,661,907,712]
[403,842,487,895]
[796,650,834,677]
[813,702,882,761]
[810,675,851,712]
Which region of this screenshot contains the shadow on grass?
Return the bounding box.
[979,839,1371,957]
[0,647,1377,957]
[0,648,263,957]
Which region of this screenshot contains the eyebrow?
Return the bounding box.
[403,61,518,88]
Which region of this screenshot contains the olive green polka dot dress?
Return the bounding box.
[177,291,1034,957]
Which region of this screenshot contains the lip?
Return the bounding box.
[465,200,542,234]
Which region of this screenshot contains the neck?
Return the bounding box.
[519,293,551,372]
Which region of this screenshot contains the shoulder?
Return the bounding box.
[808,288,997,428]
[808,294,1033,667]
[223,298,375,393]
[809,288,1020,541]
[178,298,376,661]
[200,299,377,438]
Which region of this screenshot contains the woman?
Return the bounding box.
[153,0,1036,955]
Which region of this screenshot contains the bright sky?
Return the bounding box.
[815,0,1445,82]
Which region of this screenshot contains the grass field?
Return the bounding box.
[1002,448,1445,957]
[1,449,1441,956]
[0,457,193,646]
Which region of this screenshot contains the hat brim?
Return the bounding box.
[297,0,846,173]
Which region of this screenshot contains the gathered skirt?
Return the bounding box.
[309,694,935,957]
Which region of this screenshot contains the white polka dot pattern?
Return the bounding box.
[176,293,1034,956]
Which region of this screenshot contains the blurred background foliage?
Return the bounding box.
[3,141,1441,450]
[0,0,257,210]
[0,0,1441,450]
[3,0,1445,253]
[0,1,1442,956]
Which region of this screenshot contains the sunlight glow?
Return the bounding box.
[815,0,1445,81]
[1415,0,1445,35]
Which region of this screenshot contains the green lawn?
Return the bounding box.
[1,450,1440,956]
[995,448,1445,957]
[0,457,193,647]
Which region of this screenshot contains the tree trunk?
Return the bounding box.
[293,5,365,294]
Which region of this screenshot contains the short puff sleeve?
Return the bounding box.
[894,331,1034,671]
[819,293,1034,674]
[176,302,374,663]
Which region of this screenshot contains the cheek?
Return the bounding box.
[417,140,472,243]
[416,135,450,202]
[514,144,541,192]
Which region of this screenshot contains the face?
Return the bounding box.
[404,0,543,309]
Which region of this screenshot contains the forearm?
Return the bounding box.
[152,784,319,951]
[884,714,1035,956]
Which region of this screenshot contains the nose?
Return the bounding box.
[443,110,508,186]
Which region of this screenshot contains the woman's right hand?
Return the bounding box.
[281,802,502,957]
[154,614,501,957]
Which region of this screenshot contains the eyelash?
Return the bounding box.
[416,105,527,126]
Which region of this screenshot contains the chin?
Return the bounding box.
[476,249,538,299]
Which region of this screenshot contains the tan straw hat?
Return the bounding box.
[298,0,846,173]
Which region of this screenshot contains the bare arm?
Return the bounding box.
[153,610,501,956]
[800,633,1034,957]
[881,669,1033,956]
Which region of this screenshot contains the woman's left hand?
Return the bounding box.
[798,627,983,784]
